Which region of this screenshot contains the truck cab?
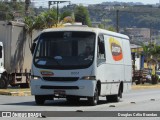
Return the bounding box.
[0,42,7,88]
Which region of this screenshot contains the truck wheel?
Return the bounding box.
[20,83,29,88]
[25,83,30,88]
[88,88,99,106]
[135,80,140,85]
[0,75,8,89]
[35,95,45,105]
[10,84,18,87]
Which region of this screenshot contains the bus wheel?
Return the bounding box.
[66,96,80,103]
[107,95,118,102]
[88,88,99,106]
[118,88,122,98]
[107,89,122,102]
[35,95,45,105]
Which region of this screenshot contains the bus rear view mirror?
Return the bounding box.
[31,43,36,55]
[0,46,2,58]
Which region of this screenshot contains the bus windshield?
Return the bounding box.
[33,31,95,69]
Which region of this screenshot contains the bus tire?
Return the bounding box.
[35,95,45,105]
[107,89,122,102]
[118,88,122,99]
[88,87,99,106]
[107,95,118,102]
[66,96,80,103]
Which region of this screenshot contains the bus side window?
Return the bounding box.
[0,46,2,58]
[97,34,106,65]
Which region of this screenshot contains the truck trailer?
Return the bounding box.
[0,21,37,88]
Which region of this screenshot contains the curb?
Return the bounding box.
[0,90,31,96]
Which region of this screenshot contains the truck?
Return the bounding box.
[132,68,151,84]
[30,25,132,106]
[0,21,37,88]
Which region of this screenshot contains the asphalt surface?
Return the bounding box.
[0,88,160,120]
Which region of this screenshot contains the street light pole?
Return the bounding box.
[48,1,70,27]
[57,2,59,25]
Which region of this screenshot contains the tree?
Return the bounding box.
[142,43,160,77]
[24,16,35,50]
[60,11,72,21]
[74,5,92,26]
[0,1,34,21]
[108,26,116,32]
[24,8,57,49]
[143,43,160,62]
[60,11,74,23]
[142,44,151,62]
[98,24,104,29]
[39,9,57,28]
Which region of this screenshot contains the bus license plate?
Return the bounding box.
[54,90,66,96]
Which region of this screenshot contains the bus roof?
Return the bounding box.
[41,26,129,40]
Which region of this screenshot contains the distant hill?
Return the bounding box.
[88,4,160,30]
[32,2,160,30]
[60,2,160,30]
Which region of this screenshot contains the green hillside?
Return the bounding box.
[89,5,160,30]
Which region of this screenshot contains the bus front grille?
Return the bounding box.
[40,86,79,89]
[42,77,79,81]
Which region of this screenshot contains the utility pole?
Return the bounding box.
[116,10,119,33]
[115,10,150,33]
[48,1,70,26]
[25,0,30,16]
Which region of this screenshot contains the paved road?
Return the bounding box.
[0,88,160,120]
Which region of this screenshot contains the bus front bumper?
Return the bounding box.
[30,79,96,97]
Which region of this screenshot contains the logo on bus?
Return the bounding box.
[40,70,54,76]
[109,37,123,61]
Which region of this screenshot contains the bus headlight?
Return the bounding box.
[81,76,96,80]
[31,75,41,80]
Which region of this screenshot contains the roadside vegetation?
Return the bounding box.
[142,43,160,84]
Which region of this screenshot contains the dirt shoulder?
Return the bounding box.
[0,88,30,96]
[132,84,160,90]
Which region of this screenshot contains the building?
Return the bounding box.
[124,27,160,44]
[130,44,144,70]
[125,28,151,42]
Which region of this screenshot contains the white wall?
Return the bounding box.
[135,58,140,70]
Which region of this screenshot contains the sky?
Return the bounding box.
[31,0,160,8]
[67,0,159,4]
